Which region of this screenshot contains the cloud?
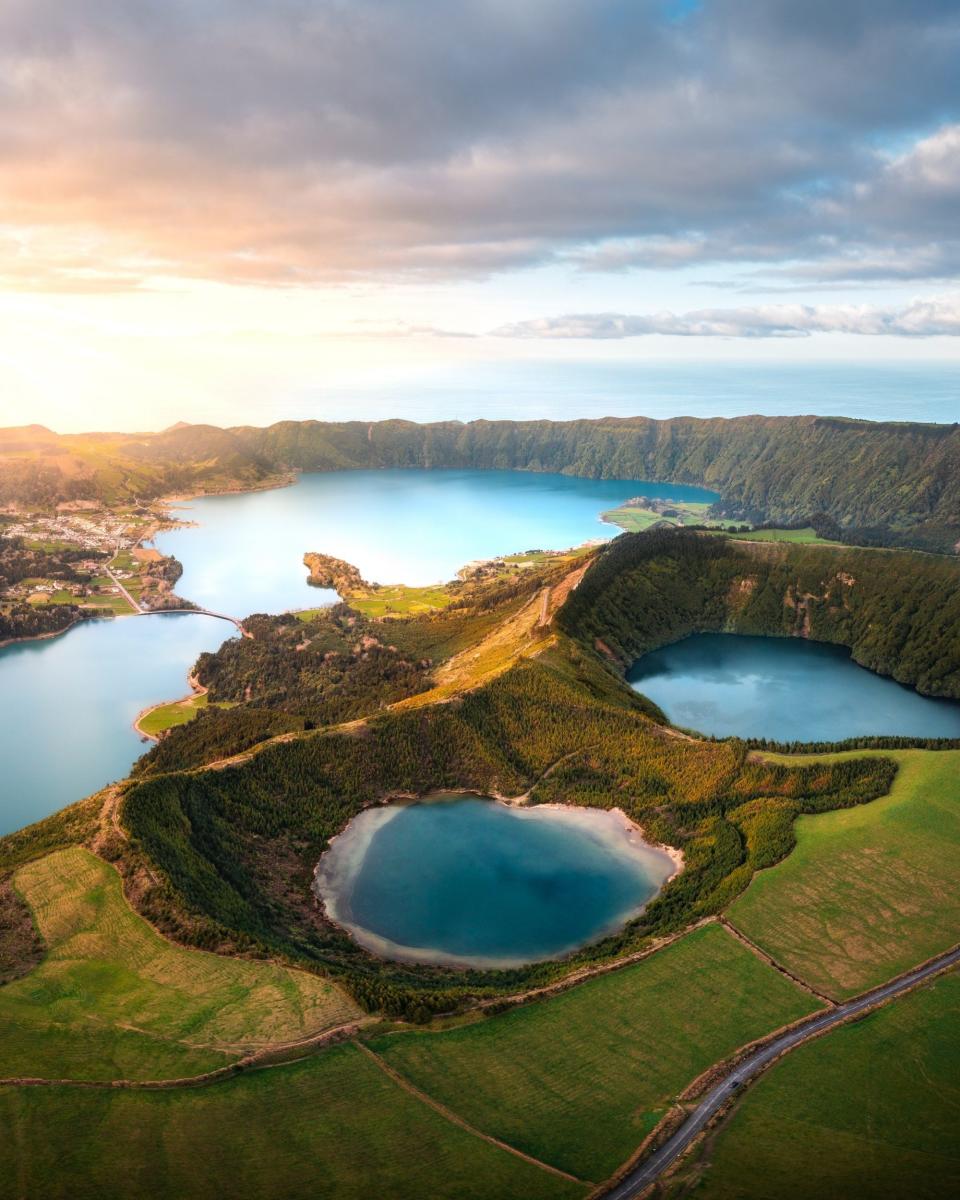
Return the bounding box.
[493,295,960,339]
[0,1,957,288]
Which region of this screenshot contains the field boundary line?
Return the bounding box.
[355,1041,592,1187]
[718,917,837,1006]
[593,943,960,1199]
[0,1019,370,1093]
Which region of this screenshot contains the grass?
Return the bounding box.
[371,924,822,1182]
[26,589,75,606]
[0,847,360,1081]
[727,750,960,999]
[0,1043,583,1200]
[603,501,712,534]
[138,692,209,735]
[722,526,841,544]
[83,595,137,614]
[347,583,454,617]
[678,969,960,1200]
[137,693,236,736]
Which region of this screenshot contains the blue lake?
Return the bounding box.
[628,633,960,742]
[155,468,717,616]
[1,469,712,834]
[314,795,676,967]
[0,614,233,836]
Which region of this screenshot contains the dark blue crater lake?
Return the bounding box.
[314,796,677,968]
[629,633,960,742]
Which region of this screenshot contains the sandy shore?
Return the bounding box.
[312,791,685,969]
[132,672,208,741]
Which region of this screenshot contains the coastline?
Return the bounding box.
[0,612,91,652]
[133,671,209,741]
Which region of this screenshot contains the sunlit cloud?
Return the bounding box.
[493,295,960,339]
[0,1,956,290]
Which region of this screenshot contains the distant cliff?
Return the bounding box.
[3,416,960,551]
[233,416,960,550]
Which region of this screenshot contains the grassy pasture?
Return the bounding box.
[137,691,209,735]
[728,750,960,999]
[347,582,454,617]
[723,526,840,544]
[372,924,822,1182]
[0,847,360,1081]
[0,1043,583,1200]
[137,693,236,736]
[603,500,712,533]
[679,969,960,1200]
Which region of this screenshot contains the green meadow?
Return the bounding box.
[728,750,960,998]
[679,970,960,1200]
[372,923,821,1182]
[0,1044,582,1200]
[0,847,359,1082]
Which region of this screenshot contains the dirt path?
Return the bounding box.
[356,1042,591,1187]
[718,917,837,1006]
[506,744,600,805]
[0,1018,371,1093]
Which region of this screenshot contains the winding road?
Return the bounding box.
[601,942,960,1199]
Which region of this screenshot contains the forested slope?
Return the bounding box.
[558,530,960,699]
[233,415,960,547]
[3,415,960,549]
[115,640,893,1019]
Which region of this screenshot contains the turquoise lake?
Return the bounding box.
[314,795,676,967]
[155,468,717,616]
[0,614,233,836]
[1,469,713,834]
[629,633,960,742]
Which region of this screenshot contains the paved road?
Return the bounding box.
[136,606,247,634]
[601,943,960,1199]
[104,564,144,613]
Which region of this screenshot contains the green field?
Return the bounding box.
[372,924,822,1182]
[347,582,454,617]
[0,1043,582,1200]
[0,847,360,1081]
[728,750,960,999]
[26,588,76,606]
[723,526,840,544]
[137,693,237,736]
[603,501,712,533]
[678,969,960,1200]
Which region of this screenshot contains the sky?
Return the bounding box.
[0,0,959,431]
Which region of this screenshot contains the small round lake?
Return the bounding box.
[628,633,960,742]
[314,795,677,968]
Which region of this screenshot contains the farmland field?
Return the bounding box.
[372,923,822,1182]
[677,969,960,1200]
[728,751,960,998]
[0,847,360,1081]
[0,1043,583,1200]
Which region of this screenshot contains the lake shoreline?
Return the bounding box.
[313,791,683,971]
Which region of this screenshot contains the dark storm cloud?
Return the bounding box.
[0,0,957,287]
